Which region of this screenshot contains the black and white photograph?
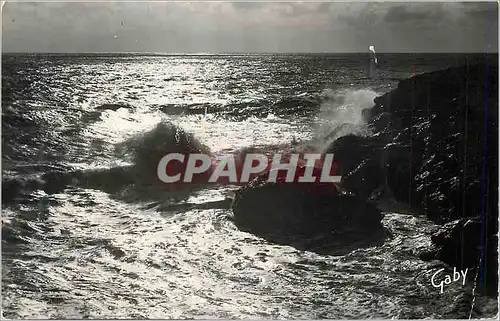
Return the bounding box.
[1,1,499,319]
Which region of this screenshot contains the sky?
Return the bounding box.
[2,1,498,53]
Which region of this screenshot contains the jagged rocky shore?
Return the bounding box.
[359,58,498,296]
[232,57,498,295]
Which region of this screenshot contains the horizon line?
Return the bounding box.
[2,51,498,55]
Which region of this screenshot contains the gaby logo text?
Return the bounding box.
[157,153,341,184]
[431,267,468,293]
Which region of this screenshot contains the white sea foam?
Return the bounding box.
[311,88,379,151]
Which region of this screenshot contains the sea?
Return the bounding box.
[2,53,497,319]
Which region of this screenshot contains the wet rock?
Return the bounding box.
[353,58,498,296]
[230,59,498,280]
[325,135,370,174]
[230,169,384,254]
[428,218,498,296]
[363,61,498,223]
[324,134,388,199]
[338,60,497,220]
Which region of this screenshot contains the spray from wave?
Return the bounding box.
[310,89,378,152]
[115,121,212,177]
[229,89,380,157]
[2,122,214,204]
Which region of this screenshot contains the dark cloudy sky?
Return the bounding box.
[2,1,498,53]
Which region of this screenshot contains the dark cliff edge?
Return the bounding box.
[331,56,498,296]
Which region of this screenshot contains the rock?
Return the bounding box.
[353,58,498,297]
[324,134,388,199]
[230,169,384,254]
[325,135,371,174]
[229,59,498,283]
[340,60,498,220]
[428,218,498,296]
[363,61,498,223]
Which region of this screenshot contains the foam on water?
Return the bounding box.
[3,185,484,318]
[3,53,495,319]
[315,88,378,140]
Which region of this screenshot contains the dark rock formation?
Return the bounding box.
[230,167,385,254]
[367,60,497,223]
[230,58,497,291]
[324,134,387,199]
[328,57,498,295]
[426,218,498,295]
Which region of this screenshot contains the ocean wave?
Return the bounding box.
[154,89,378,126]
[159,95,322,120]
[2,85,379,204]
[115,121,212,173]
[2,121,215,205]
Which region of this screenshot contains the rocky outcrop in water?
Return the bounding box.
[427,217,498,296]
[230,171,385,254]
[231,57,498,293]
[330,57,498,295]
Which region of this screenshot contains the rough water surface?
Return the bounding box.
[2,53,497,318]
